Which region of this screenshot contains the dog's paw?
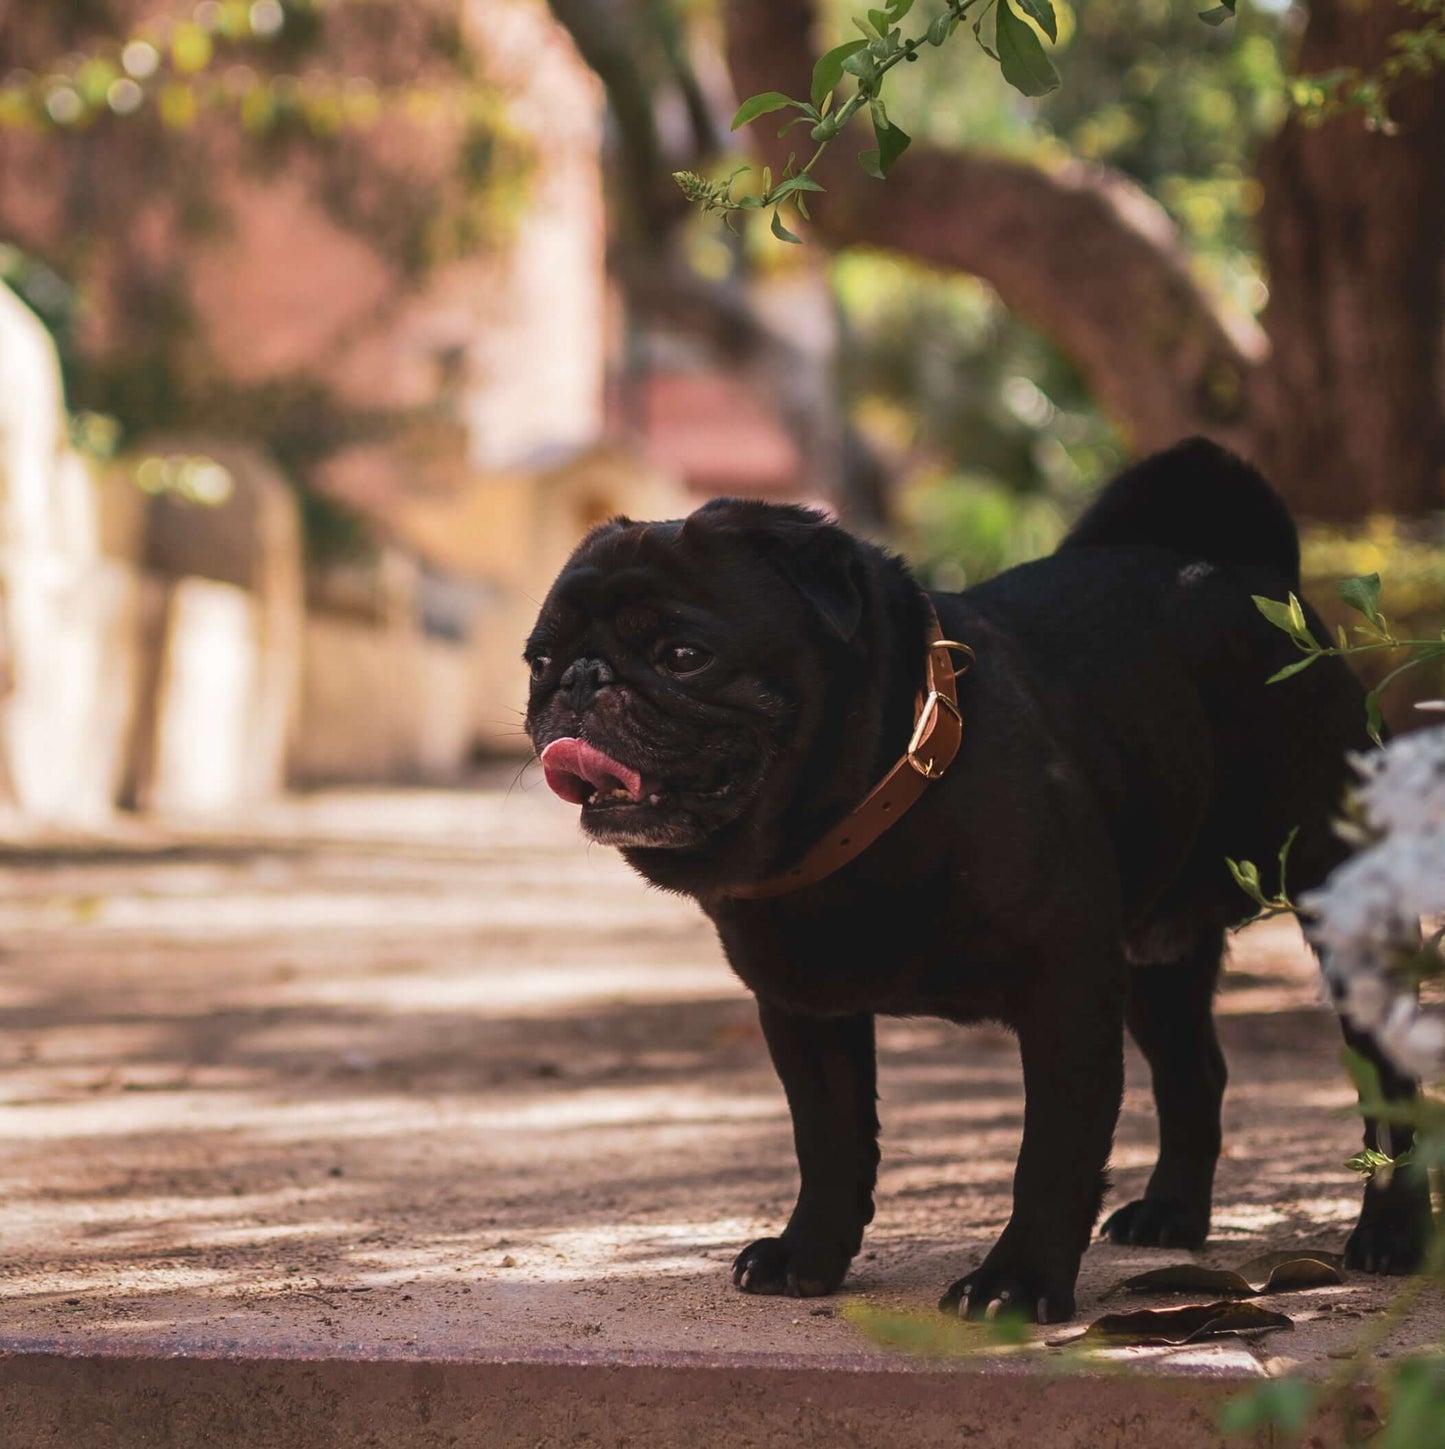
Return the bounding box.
[1100,1196,1209,1249]
[731,1236,849,1297]
[938,1261,1075,1325]
[1344,1175,1433,1275]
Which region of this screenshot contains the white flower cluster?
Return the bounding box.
[1302,722,1445,1081]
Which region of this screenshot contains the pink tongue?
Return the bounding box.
[540,738,644,805]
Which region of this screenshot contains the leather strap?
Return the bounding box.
[725,601,971,900]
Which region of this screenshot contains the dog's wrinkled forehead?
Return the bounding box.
[539,514,776,625]
[535,521,708,642]
[531,500,862,654]
[551,523,685,612]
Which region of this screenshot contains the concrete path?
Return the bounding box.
[0,780,1439,1444]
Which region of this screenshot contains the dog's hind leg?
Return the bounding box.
[1338,1016,1434,1273]
[1101,928,1226,1249]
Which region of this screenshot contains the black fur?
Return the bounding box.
[524,438,1432,1322]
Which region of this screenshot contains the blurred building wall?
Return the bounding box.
[0,1,694,816]
[0,282,136,826]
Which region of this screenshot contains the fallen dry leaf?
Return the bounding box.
[1111,1250,1343,1299]
[1069,1299,1294,1346]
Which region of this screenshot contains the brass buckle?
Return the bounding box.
[907,690,962,779]
[932,638,975,679]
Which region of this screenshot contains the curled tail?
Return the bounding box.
[1060,437,1300,589]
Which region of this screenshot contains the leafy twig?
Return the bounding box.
[674,0,1061,242]
[1225,824,1299,928]
[1254,573,1445,745]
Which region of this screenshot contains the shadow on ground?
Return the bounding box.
[0,788,1437,1374]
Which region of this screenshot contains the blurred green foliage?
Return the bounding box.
[824,0,1290,554]
[833,252,1117,587]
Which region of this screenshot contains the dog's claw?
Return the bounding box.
[941,1264,1074,1325]
[732,1235,849,1298]
[1100,1196,1209,1249]
[1344,1175,1432,1276]
[938,1282,969,1316]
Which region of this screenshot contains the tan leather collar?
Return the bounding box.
[725,601,971,901]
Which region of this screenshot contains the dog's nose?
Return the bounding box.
[559,656,616,711]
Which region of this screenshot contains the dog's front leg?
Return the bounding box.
[733,1001,878,1298]
[942,979,1125,1324]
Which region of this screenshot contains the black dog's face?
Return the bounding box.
[523,502,867,855]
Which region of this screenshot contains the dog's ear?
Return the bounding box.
[687,500,866,643]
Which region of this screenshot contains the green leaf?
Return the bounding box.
[1287,592,1309,636]
[1365,688,1384,746]
[1266,656,1321,684]
[1276,825,1299,890]
[1337,572,1385,630]
[885,0,916,19]
[842,48,881,84]
[1252,593,1319,649]
[1345,1146,1408,1179]
[1385,1358,1445,1449]
[1198,5,1235,24]
[1219,1379,1314,1436]
[731,92,799,131]
[768,173,825,202]
[770,208,802,244]
[1342,1046,1385,1108]
[1409,1133,1445,1168]
[810,40,868,110]
[927,12,957,44]
[995,0,1059,96]
[867,9,892,37]
[859,115,911,178]
[985,1310,1033,1345]
[1254,595,1299,635]
[1226,857,1267,908]
[845,1302,987,1357]
[1010,0,1057,42]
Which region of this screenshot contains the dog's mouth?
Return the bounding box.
[539,737,644,807]
[539,736,743,843]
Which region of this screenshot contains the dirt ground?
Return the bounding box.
[1,776,1441,1386]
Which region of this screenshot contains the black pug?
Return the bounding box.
[523,438,1432,1323]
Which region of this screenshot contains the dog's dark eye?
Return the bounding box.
[528,655,551,681]
[658,643,712,677]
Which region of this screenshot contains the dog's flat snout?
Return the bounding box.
[560,656,616,711]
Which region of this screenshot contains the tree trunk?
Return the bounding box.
[1254,0,1445,520]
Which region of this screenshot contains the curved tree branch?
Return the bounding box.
[723,0,1267,459]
